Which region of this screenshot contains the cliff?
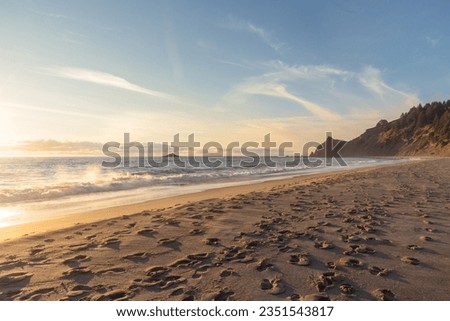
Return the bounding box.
[312,100,450,157]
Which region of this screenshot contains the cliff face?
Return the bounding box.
[313,100,450,157]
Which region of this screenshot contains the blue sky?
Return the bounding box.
[1,0,449,154]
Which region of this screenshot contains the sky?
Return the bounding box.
[1,0,449,155]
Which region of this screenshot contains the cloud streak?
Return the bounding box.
[224,17,285,53]
[5,140,103,155]
[238,81,342,122]
[357,66,413,99]
[0,101,104,119]
[221,61,420,142]
[43,67,175,100]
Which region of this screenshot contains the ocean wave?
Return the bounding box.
[0,156,399,205]
[0,163,308,204]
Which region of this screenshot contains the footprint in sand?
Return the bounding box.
[0,259,26,271]
[68,242,96,251]
[158,275,186,290]
[63,255,90,265]
[94,290,133,301]
[169,218,183,226]
[256,259,273,272]
[0,272,33,285]
[122,252,151,263]
[373,288,395,301]
[170,258,195,268]
[66,290,90,300]
[209,289,235,301]
[204,238,220,246]
[137,229,156,237]
[369,266,390,277]
[62,267,93,279]
[419,235,433,241]
[189,229,204,235]
[310,271,342,292]
[195,264,215,274]
[101,238,121,247]
[145,266,170,279]
[19,287,56,300]
[260,278,286,295]
[237,255,254,264]
[244,240,261,249]
[187,252,212,261]
[339,283,355,295]
[222,247,248,262]
[157,238,180,247]
[97,267,126,275]
[278,245,294,253]
[220,269,238,278]
[300,293,330,301]
[344,244,376,255]
[401,256,420,265]
[289,293,300,301]
[27,256,51,266]
[140,266,186,290]
[407,244,423,251]
[314,240,335,250]
[355,245,376,254]
[169,287,185,297]
[289,253,310,266]
[29,246,45,256]
[65,284,93,300]
[341,234,362,243]
[338,257,365,268]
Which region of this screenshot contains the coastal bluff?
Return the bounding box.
[312,100,450,157]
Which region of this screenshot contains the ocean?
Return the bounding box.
[0,156,410,227]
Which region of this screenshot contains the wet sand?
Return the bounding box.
[0,158,449,301]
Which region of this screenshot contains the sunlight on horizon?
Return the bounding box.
[0,207,21,228]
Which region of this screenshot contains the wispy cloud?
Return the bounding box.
[5,139,103,155]
[221,61,420,142]
[216,59,252,69]
[43,67,175,100]
[223,16,285,54]
[238,81,342,122]
[263,61,350,80]
[0,101,104,119]
[358,66,412,99]
[27,8,70,20]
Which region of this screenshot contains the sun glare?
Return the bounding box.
[0,207,20,227]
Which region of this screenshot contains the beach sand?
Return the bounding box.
[0,159,449,301]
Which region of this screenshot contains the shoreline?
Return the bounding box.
[0,159,423,243]
[0,158,449,300]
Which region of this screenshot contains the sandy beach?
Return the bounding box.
[0,158,449,301]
